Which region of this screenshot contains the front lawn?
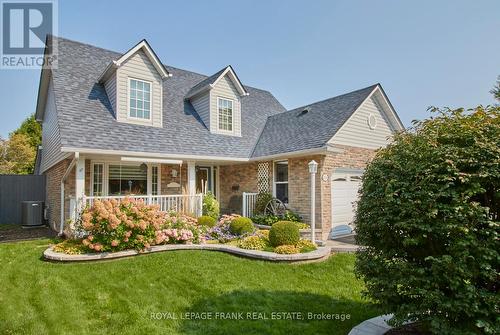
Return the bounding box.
[0,239,380,335]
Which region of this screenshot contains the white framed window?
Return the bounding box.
[217,97,233,132]
[91,163,105,196]
[91,162,161,196]
[273,160,289,204]
[129,78,151,120]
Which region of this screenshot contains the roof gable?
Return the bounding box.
[328,84,404,148]
[328,86,403,149]
[185,65,248,99]
[98,40,171,83]
[251,84,380,158]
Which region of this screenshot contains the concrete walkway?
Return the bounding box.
[348,314,393,335]
[325,235,360,253]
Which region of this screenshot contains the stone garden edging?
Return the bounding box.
[43,243,331,263]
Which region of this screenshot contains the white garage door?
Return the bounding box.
[330,171,362,237]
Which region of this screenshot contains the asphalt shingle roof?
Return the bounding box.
[51,37,286,159]
[48,36,383,161]
[251,85,378,157]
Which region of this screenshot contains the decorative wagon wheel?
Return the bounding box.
[264,198,287,218]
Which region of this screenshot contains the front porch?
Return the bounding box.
[54,151,331,240]
[63,155,223,229]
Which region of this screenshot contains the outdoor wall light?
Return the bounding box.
[171,169,178,178]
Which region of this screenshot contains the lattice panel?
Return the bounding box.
[257,162,270,193]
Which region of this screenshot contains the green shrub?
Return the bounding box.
[238,235,268,250]
[202,192,219,220]
[355,106,500,335]
[269,221,300,247]
[229,217,254,236]
[273,245,300,254]
[197,215,217,227]
[251,211,302,226]
[254,192,273,214]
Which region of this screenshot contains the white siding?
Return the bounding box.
[329,91,395,149]
[116,50,163,127]
[210,74,241,136]
[40,78,66,173]
[104,74,116,114]
[191,92,210,128]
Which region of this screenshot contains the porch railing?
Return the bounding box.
[242,192,258,218]
[79,194,203,217]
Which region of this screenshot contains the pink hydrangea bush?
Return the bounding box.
[79,200,206,252]
[161,211,206,244]
[80,198,165,251]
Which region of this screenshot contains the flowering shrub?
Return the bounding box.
[162,211,205,244]
[53,239,87,255]
[256,229,269,239]
[238,235,268,250]
[205,214,240,242]
[80,198,164,252]
[296,239,317,253]
[79,199,204,252]
[274,245,300,254]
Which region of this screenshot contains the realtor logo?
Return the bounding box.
[1,0,57,69]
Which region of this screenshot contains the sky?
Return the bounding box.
[0,0,499,138]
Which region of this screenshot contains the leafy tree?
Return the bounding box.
[0,133,36,174]
[491,75,500,102]
[0,114,41,174]
[355,106,499,335]
[11,114,41,149]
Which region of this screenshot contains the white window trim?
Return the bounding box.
[91,161,161,196]
[217,96,235,134]
[148,164,161,195]
[90,162,107,196]
[127,77,152,122]
[272,160,289,200]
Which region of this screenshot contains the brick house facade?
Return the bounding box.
[35,37,404,238]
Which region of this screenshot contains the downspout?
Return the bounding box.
[59,152,79,235]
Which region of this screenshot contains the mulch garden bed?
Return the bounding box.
[0,225,57,242]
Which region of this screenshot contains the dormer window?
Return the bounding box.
[129,78,151,120]
[217,97,233,132]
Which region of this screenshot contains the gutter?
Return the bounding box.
[59,152,78,235]
[60,145,343,167]
[248,145,343,162]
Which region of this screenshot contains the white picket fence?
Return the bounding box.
[242,192,258,217]
[77,194,203,217]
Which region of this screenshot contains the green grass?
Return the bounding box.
[0,239,380,335]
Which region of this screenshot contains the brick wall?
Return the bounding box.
[160,164,187,195]
[318,145,376,240]
[287,155,324,233]
[219,162,260,214]
[44,159,76,231]
[282,146,375,240]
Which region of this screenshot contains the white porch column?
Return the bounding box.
[187,161,196,195]
[308,160,318,243]
[74,157,85,221]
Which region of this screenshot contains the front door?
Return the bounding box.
[196,167,211,194]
